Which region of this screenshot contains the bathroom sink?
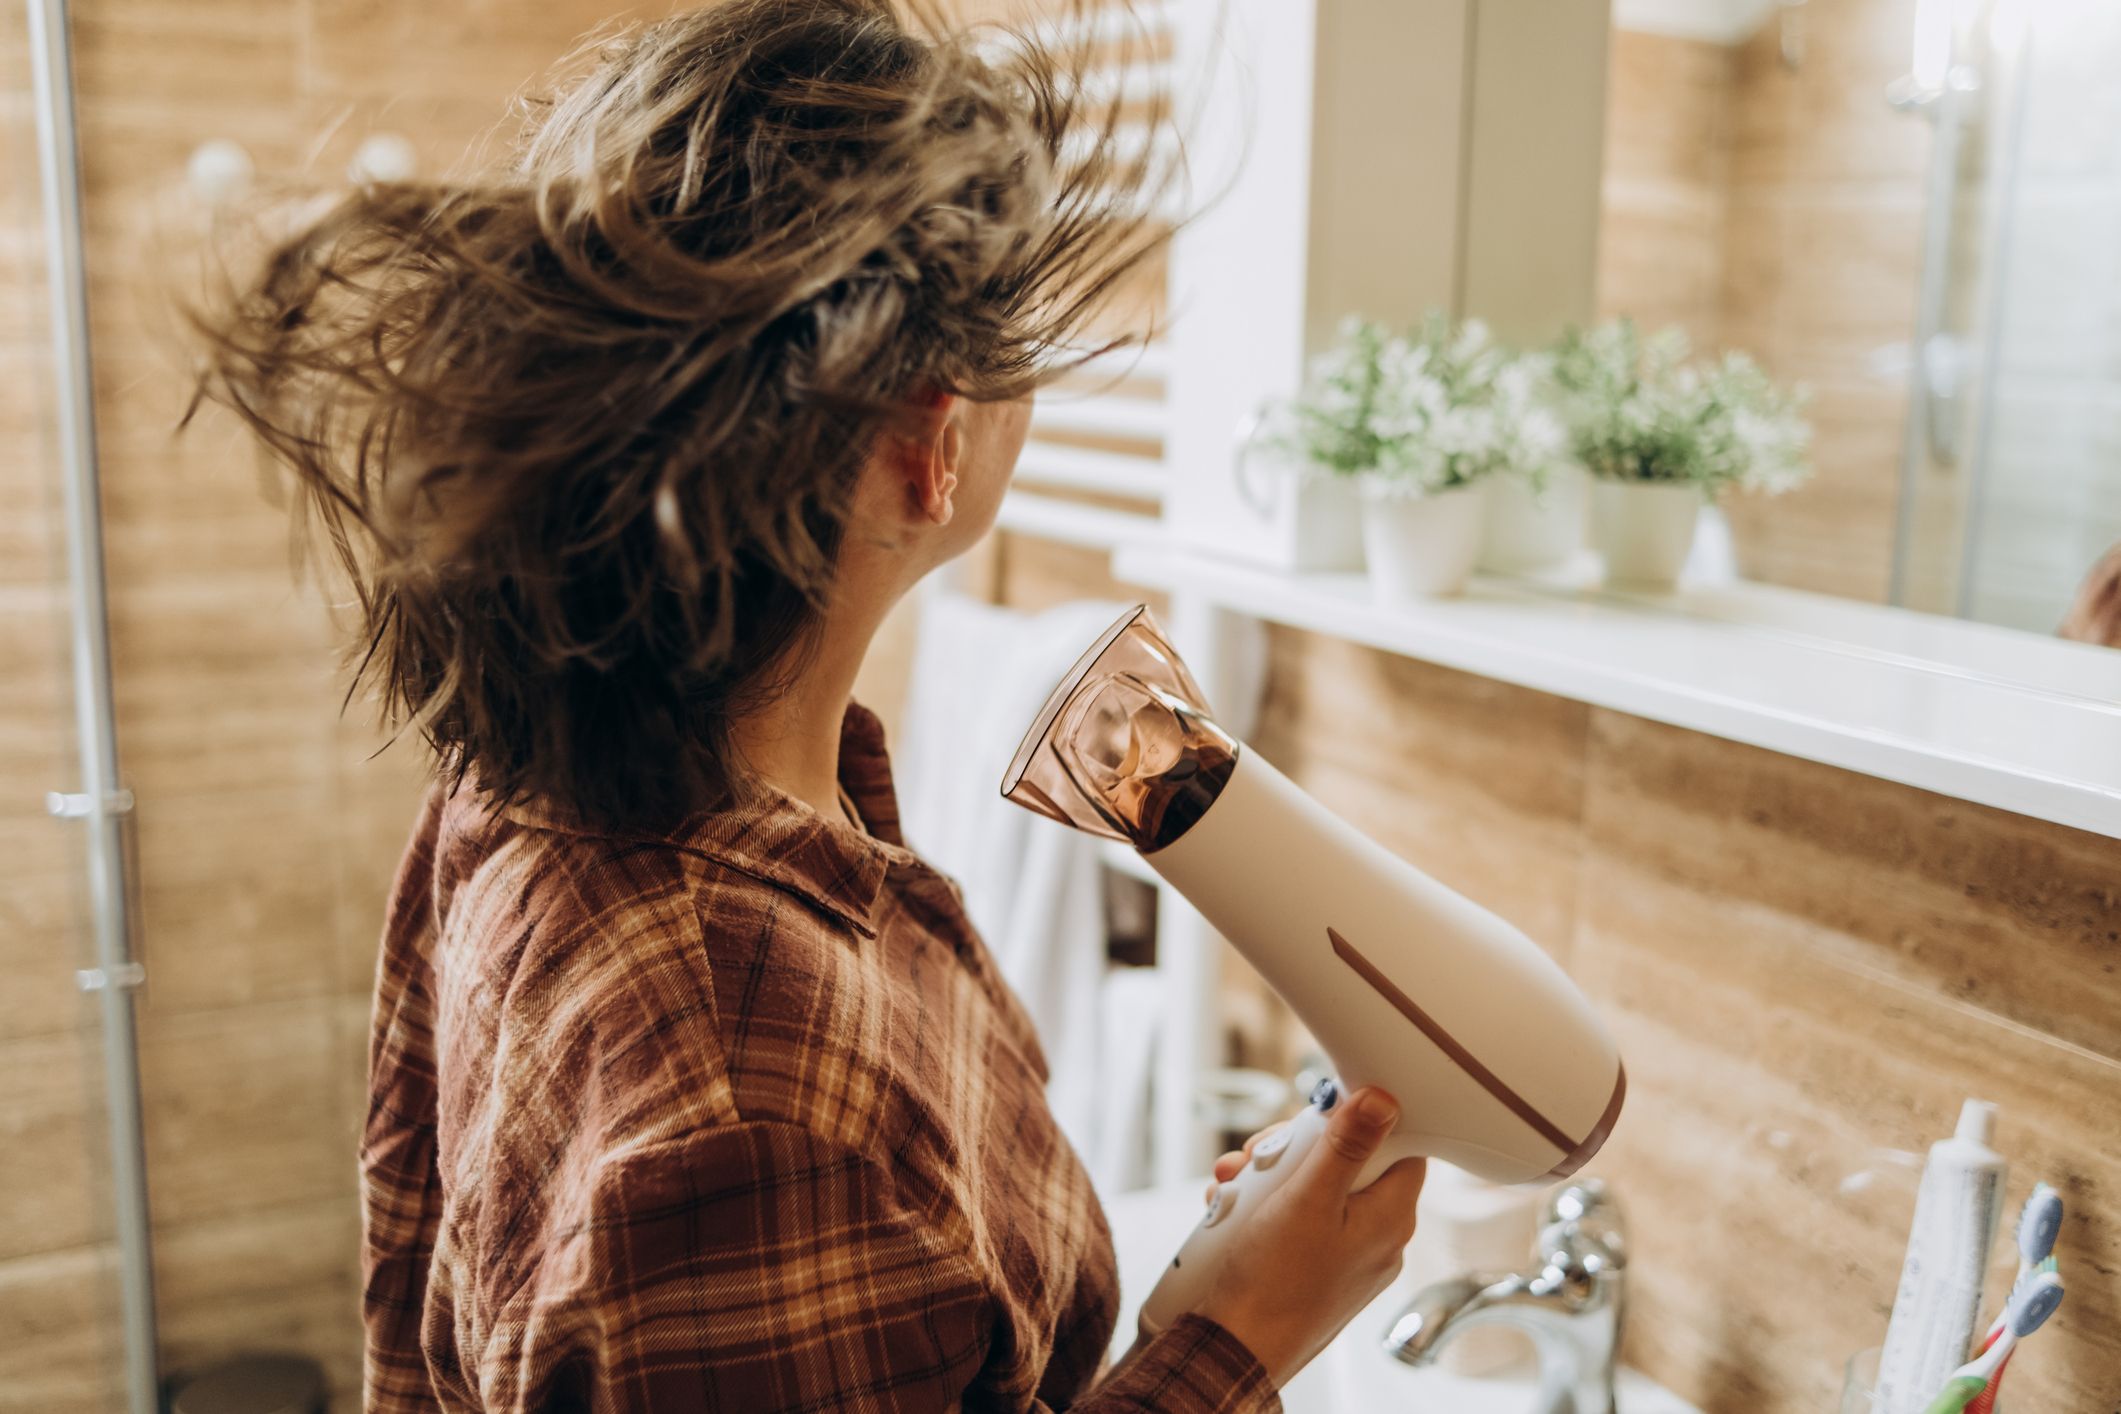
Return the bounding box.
[1102,1181,1701,1414]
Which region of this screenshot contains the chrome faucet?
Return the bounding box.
[1383,1179,1627,1414]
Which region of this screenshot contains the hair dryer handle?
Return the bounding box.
[1137,1080,1408,1337]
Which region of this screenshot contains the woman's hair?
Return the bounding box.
[188,0,1171,827]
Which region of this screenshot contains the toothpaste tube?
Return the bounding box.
[1874,1099,2006,1414]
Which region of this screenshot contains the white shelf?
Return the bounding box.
[1113,545,2121,841]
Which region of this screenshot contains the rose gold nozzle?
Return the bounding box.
[999,604,1239,852]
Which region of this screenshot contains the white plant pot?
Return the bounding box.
[1590,481,1703,588]
[1478,466,1588,574]
[1360,484,1484,601]
[1229,438,1368,573]
[1286,473,1367,572]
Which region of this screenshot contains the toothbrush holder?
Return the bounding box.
[1838,1348,1881,1413]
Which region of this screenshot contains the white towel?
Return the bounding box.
[1088,966,1166,1194]
[895,594,1160,1190]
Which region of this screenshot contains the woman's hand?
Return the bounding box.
[1204,1119,1291,1200]
[1192,1087,1426,1389]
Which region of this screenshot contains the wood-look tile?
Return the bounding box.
[1597,194,1727,346]
[0,590,75,798]
[0,600,102,1046]
[328,720,429,999]
[0,1243,124,1414]
[1723,474,1901,603]
[297,90,531,187]
[104,580,340,804]
[126,789,341,1016]
[1583,712,2121,1064]
[1735,79,1928,189]
[0,853,89,1044]
[1722,378,1908,602]
[0,501,65,593]
[1570,841,2121,1413]
[1728,0,1925,188]
[0,174,44,291]
[135,996,350,1229]
[331,989,372,1145]
[69,0,300,115]
[95,434,313,588]
[0,5,24,74]
[1768,181,1925,370]
[153,1197,362,1402]
[1717,193,1787,348]
[1593,29,1738,349]
[0,1028,105,1262]
[1602,31,1734,192]
[0,350,64,591]
[74,97,305,255]
[1256,631,1590,956]
[302,0,672,108]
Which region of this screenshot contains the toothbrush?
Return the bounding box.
[1919,1270,2064,1414]
[1983,1184,2062,1346]
[1960,1184,2063,1414]
[1959,1263,2061,1414]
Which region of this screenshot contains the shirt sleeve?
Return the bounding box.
[517,1119,1280,1414]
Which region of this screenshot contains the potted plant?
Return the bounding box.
[1268,317,1558,600]
[1476,351,1582,574]
[1232,412,1367,574]
[1552,320,1811,588]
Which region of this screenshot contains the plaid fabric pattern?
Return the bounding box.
[362,703,1278,1413]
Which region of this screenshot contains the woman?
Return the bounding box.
[191,2,1424,1409]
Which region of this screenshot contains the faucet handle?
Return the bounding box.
[1545,1177,1610,1224]
[1537,1179,1626,1273]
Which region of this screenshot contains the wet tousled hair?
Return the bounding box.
[187,0,1173,827]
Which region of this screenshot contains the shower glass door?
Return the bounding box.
[5,3,141,1408]
[1892,0,2121,632]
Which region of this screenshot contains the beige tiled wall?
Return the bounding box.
[1595,29,1735,351]
[993,534,2121,1414]
[1597,11,1928,603]
[1,4,679,1409]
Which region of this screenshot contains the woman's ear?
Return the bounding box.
[909,394,961,527]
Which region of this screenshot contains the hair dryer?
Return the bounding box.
[1000,605,1625,1335]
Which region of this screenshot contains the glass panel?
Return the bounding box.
[2,4,130,1408]
[1951,0,2121,632]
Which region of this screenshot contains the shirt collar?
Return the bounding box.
[494,701,916,938]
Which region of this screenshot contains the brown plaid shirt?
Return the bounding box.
[362,703,1278,1413]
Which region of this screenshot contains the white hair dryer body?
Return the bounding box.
[1001,606,1625,1336]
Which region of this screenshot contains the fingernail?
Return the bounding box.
[1351,1088,1398,1127]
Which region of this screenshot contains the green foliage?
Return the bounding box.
[1263,315,1566,497]
[1550,319,1812,493]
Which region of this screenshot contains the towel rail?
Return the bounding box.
[1029,392,1168,443]
[1014,444,1166,503]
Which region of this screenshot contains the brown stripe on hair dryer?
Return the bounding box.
[1001,606,1626,1335]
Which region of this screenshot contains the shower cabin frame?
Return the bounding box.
[1886,7,2038,622]
[24,1,162,1411]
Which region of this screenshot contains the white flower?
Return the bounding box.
[1265,313,1618,497]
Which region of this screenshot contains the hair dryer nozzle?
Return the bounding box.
[1000,605,1238,852]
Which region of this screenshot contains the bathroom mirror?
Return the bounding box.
[1596,0,2121,645]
